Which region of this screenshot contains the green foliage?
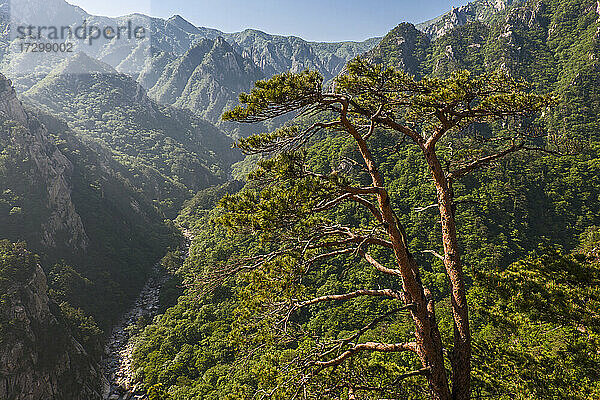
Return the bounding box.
[57,301,103,360]
[470,233,600,398]
[337,58,554,132]
[133,187,600,398]
[149,38,265,128]
[45,121,180,328]
[223,70,323,123]
[23,58,238,217]
[176,181,245,231]
[365,23,431,77]
[360,0,600,147]
[131,0,600,395]
[132,215,244,398]
[48,262,93,305]
[0,240,37,292]
[0,240,105,396]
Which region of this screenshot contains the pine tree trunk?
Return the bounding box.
[347,123,452,400]
[424,147,471,400]
[405,259,452,400]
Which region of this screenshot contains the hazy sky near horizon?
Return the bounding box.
[64,0,470,42]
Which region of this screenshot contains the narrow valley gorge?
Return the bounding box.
[1,0,600,398]
[101,263,170,400]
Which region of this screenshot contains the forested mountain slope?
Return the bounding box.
[147,37,264,124]
[0,74,88,253]
[130,0,600,399]
[22,52,238,215]
[0,71,180,330]
[372,0,600,138]
[0,69,190,398]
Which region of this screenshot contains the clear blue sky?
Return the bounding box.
[65,0,470,42]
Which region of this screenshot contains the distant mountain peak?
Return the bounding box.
[239,28,271,38]
[212,36,236,51]
[167,14,200,33]
[168,14,188,22]
[50,52,117,76]
[183,39,216,62]
[364,22,430,76]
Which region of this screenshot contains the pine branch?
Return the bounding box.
[315,341,418,368]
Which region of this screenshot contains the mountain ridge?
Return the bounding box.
[22,51,239,215]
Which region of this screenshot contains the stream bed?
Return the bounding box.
[100,264,169,400]
[100,231,192,400]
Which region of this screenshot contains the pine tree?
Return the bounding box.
[218,58,554,400]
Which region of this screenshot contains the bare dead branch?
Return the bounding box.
[348,195,385,223]
[293,289,403,311]
[521,145,565,156]
[312,192,384,224]
[414,203,438,213]
[329,306,415,352]
[364,104,385,140]
[315,341,418,368]
[305,248,356,265]
[449,142,525,179]
[422,250,444,261]
[360,250,403,277]
[313,193,355,213]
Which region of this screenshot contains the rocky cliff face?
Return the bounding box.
[148,37,264,123]
[0,242,104,400]
[416,0,525,39]
[0,73,88,251]
[224,29,333,79]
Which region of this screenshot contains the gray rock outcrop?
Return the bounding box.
[0,262,104,399]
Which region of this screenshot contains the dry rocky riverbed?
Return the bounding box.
[100,265,169,400]
[101,230,192,400]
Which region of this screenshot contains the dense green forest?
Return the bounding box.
[0,95,180,329]
[130,0,600,399]
[22,52,239,217]
[0,0,599,398]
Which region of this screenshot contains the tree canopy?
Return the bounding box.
[212,57,555,400]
